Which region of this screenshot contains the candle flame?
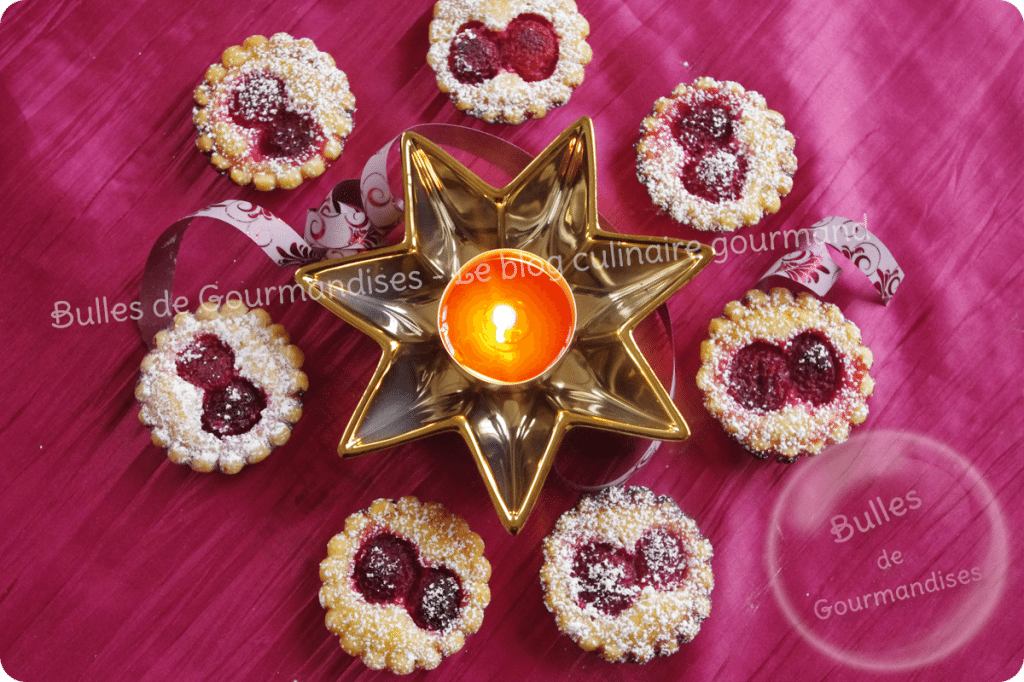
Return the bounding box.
[491,303,517,344]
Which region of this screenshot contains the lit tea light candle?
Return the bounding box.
[438,249,576,385]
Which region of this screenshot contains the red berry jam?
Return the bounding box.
[227,72,322,160]
[176,333,235,390]
[572,541,638,616]
[177,334,269,438]
[263,110,318,159]
[502,14,559,82]
[410,567,463,632]
[352,532,464,632]
[670,98,749,203]
[682,150,748,203]
[728,333,845,411]
[201,377,267,437]
[229,73,287,126]
[447,13,560,85]
[673,103,735,156]
[635,528,688,591]
[728,341,790,411]
[353,533,421,604]
[787,332,841,405]
[448,22,501,84]
[571,529,691,616]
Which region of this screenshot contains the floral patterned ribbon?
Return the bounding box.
[137,124,637,348]
[759,215,903,304]
[135,124,681,492]
[136,125,538,348]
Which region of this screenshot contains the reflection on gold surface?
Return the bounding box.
[296,118,714,533]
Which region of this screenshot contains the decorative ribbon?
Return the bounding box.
[759,215,903,304]
[136,194,375,346]
[136,125,541,348]
[137,124,626,348]
[136,127,900,493]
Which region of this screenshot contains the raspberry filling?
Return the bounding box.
[448,22,501,84]
[728,341,790,411]
[670,99,748,203]
[176,333,268,438]
[229,73,288,126]
[728,334,844,411]
[502,14,560,82]
[572,541,639,616]
[227,72,322,160]
[353,533,420,604]
[410,567,463,632]
[448,13,559,85]
[201,377,267,437]
[683,149,749,203]
[352,532,465,632]
[673,103,735,155]
[635,528,689,590]
[264,110,318,159]
[571,529,691,616]
[787,331,840,405]
[176,333,236,390]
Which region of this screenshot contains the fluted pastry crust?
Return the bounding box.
[136,302,306,473]
[696,288,874,461]
[636,78,797,231]
[541,486,713,663]
[319,497,491,674]
[427,0,592,124]
[193,33,355,190]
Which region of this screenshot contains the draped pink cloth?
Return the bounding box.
[0,0,1021,681]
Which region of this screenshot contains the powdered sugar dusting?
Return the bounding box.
[636,77,797,231]
[697,149,741,196]
[427,0,592,123]
[319,497,490,674]
[540,486,713,663]
[193,33,356,189]
[696,288,875,461]
[136,303,306,473]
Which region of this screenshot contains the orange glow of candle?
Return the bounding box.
[438,249,576,385]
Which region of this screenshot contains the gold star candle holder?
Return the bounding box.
[296,117,714,533]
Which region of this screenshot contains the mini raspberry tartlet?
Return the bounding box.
[136,302,307,473]
[192,33,356,190]
[426,0,592,124]
[319,497,491,674]
[541,486,714,663]
[636,78,797,231]
[696,288,875,462]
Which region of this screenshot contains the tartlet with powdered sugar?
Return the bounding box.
[636,77,797,231]
[427,0,592,123]
[136,302,306,473]
[319,497,491,674]
[540,486,714,663]
[696,288,874,461]
[192,33,356,190]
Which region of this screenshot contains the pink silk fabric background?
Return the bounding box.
[0,0,1021,680]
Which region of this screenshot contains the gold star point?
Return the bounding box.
[297,118,713,533]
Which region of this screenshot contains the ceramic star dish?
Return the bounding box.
[295,117,714,533]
